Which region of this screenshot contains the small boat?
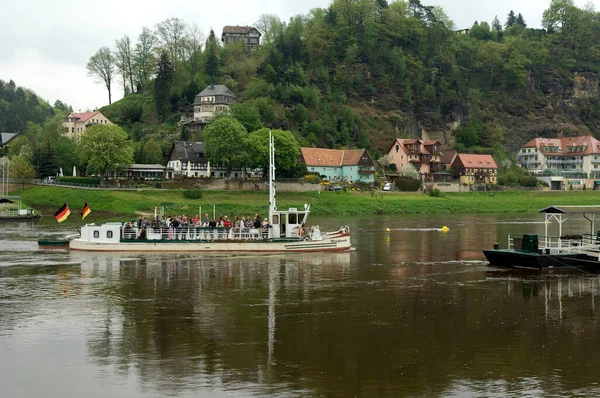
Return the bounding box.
[69,133,352,253]
[38,239,70,249]
[484,205,600,270]
[0,196,40,221]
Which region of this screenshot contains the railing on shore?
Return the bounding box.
[122,226,276,241]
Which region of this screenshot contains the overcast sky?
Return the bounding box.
[0,0,595,112]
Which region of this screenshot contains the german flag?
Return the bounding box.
[54,203,70,223]
[81,203,91,220]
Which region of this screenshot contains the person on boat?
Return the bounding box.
[298,224,304,238]
[253,214,262,228]
[124,222,135,239]
[138,226,147,240]
[208,218,216,228]
[223,216,232,228]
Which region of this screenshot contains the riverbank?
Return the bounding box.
[9,186,600,217]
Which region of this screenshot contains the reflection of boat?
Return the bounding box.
[69,133,351,253]
[0,196,40,221]
[484,206,600,270]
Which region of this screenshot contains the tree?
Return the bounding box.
[186,24,204,74]
[492,15,502,31]
[204,29,220,80]
[142,138,163,164]
[515,13,527,27]
[154,51,174,122]
[77,124,134,186]
[155,18,188,65]
[245,128,299,176]
[133,27,157,90]
[114,35,135,95]
[86,47,115,104]
[203,118,248,172]
[376,154,392,178]
[506,10,516,28]
[230,102,263,132]
[32,141,59,179]
[9,156,36,189]
[254,14,284,45]
[542,0,579,33]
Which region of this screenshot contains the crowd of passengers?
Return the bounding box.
[123,214,274,240]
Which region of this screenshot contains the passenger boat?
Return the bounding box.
[483,205,600,270]
[0,196,40,221]
[69,133,351,253]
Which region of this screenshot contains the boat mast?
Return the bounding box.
[269,131,277,223]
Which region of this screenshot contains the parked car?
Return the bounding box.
[382,182,393,191]
[329,185,344,191]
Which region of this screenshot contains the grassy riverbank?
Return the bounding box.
[10,186,600,217]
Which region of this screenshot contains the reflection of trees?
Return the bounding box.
[75,252,600,396]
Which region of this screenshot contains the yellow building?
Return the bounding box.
[62,111,112,141]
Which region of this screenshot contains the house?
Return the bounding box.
[166,141,259,179]
[517,136,600,179]
[0,132,20,149]
[108,164,169,181]
[440,150,457,171]
[192,84,237,122]
[298,148,376,183]
[451,154,498,184]
[387,139,443,178]
[62,111,112,141]
[455,28,471,35]
[222,26,261,49]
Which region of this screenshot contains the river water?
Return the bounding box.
[1,214,600,397]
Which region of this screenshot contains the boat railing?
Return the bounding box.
[507,233,600,254]
[121,226,273,241]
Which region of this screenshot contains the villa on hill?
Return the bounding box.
[62,110,112,141]
[298,148,375,184]
[179,84,237,133]
[222,26,261,49]
[451,154,498,185]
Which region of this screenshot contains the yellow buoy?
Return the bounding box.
[386,228,391,232]
[441,226,449,232]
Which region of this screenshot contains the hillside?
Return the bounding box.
[98,0,600,161]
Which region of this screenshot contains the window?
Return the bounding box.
[107,231,113,239]
[93,231,100,238]
[71,127,74,133]
[289,213,298,224]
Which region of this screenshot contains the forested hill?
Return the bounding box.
[97,0,600,159]
[0,79,65,133]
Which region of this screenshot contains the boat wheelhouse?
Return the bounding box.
[0,196,40,221]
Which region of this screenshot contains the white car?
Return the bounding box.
[382,182,392,191]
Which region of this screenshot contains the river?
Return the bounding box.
[1,214,600,397]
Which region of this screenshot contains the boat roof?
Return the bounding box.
[539,205,600,214]
[0,196,22,204]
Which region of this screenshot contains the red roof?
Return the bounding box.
[522,136,600,155]
[67,111,99,123]
[300,148,371,167]
[388,138,442,155]
[455,154,497,169]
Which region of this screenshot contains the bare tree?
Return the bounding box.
[254,13,284,45]
[185,23,205,74]
[133,27,157,91]
[86,47,115,104]
[155,17,188,65]
[114,35,135,95]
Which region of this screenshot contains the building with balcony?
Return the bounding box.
[451,154,498,184]
[62,111,113,141]
[387,139,443,178]
[518,136,600,179]
[298,148,375,183]
[222,26,261,49]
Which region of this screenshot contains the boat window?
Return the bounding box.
[93,231,100,238]
[272,214,279,224]
[289,213,297,224]
[107,231,113,239]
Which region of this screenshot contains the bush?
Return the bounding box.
[183,189,202,199]
[429,188,441,197]
[58,176,100,186]
[303,174,321,184]
[396,178,421,191]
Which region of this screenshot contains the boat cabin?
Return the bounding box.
[269,205,310,239]
[80,223,122,244]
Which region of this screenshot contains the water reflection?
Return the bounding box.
[2,215,600,396]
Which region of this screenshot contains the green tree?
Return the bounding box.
[77,124,134,186]
[142,138,163,164]
[542,0,579,33]
[245,128,300,176]
[204,118,248,172]
[32,141,59,179]
[515,13,527,27]
[506,10,516,28]
[230,102,263,132]
[9,156,36,189]
[204,29,220,81]
[154,51,174,122]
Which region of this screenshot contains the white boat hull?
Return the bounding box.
[69,234,351,253]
